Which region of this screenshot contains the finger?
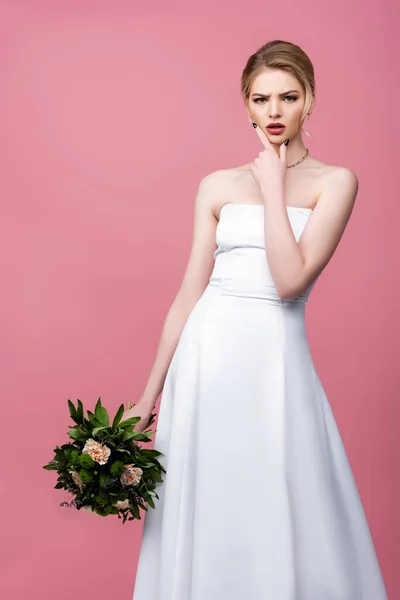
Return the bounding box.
[279,141,288,165]
[252,122,274,150]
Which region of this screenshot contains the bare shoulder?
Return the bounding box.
[315,161,359,214]
[195,168,238,218]
[306,154,356,183]
[198,168,235,190]
[320,163,358,188]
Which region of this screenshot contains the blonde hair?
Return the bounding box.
[240,40,315,125]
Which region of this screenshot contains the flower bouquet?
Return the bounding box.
[43,398,165,523]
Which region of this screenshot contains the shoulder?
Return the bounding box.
[198,164,253,197]
[321,165,359,203]
[309,155,357,187]
[311,159,359,209]
[197,168,234,190]
[312,163,359,216]
[199,165,246,188]
[195,168,240,218]
[322,164,358,188]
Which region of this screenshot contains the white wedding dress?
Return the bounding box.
[132,203,388,600]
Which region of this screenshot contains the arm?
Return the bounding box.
[264,168,359,299]
[130,172,222,413]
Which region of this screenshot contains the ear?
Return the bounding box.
[243,96,252,121]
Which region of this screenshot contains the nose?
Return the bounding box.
[269,106,281,118]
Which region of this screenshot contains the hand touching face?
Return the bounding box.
[250,122,289,199]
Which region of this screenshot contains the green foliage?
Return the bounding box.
[79,469,94,484]
[43,397,165,524]
[109,460,125,476]
[70,450,80,464]
[79,453,94,469]
[99,473,118,490]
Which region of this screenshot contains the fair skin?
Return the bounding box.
[123,67,358,432]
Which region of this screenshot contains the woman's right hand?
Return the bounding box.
[121,398,155,434]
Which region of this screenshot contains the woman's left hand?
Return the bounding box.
[250,125,288,200]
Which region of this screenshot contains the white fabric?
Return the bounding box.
[133,204,388,600]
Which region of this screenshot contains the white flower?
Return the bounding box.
[115,499,130,510]
[120,465,143,487]
[82,438,111,465]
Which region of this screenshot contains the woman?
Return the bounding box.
[125,40,388,599]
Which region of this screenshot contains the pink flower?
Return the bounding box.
[82,438,111,465]
[70,470,84,489]
[120,465,143,487]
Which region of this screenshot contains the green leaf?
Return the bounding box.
[96,407,110,427]
[94,398,110,427]
[142,428,157,436]
[112,404,125,429]
[87,411,103,428]
[67,427,80,439]
[67,400,83,425]
[136,461,154,469]
[60,443,73,451]
[120,430,138,442]
[76,399,85,424]
[92,426,107,436]
[140,449,163,458]
[68,399,77,419]
[119,416,141,428]
[43,463,58,470]
[67,429,86,441]
[130,431,155,442]
[131,503,140,519]
[54,482,65,489]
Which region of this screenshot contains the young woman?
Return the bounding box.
[125,40,388,599]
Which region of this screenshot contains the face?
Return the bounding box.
[246,68,309,144]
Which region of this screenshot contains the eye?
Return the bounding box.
[253,95,298,103]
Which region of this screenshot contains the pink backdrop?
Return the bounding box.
[0,1,397,598]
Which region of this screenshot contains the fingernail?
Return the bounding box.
[252,122,257,128]
[284,139,289,146]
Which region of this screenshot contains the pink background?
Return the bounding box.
[0,1,397,598]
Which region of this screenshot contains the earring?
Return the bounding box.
[302,113,312,138]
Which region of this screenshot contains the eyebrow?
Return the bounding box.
[251,90,300,97]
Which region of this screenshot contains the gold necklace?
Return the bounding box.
[287,148,309,169]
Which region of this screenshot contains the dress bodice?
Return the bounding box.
[209,203,318,304]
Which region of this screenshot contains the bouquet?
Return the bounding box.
[43,398,166,523]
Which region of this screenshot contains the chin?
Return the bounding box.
[267,136,285,145]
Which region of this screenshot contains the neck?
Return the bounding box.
[271,132,308,164]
